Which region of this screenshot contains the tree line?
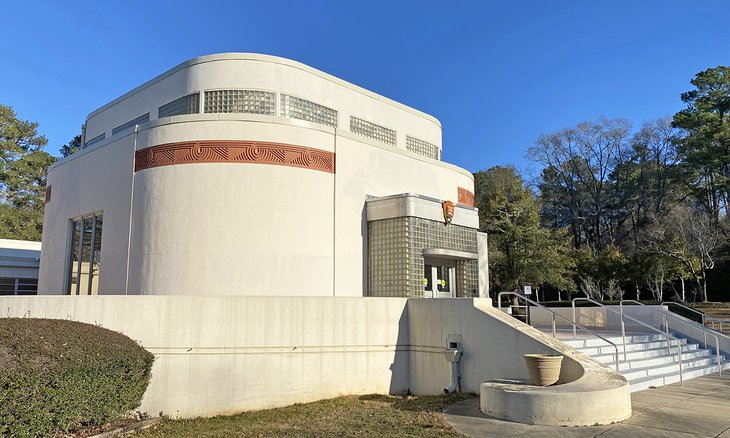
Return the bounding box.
[476,66,730,303]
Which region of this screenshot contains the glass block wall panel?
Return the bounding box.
[350,117,396,146]
[368,217,410,297]
[204,90,276,115]
[159,93,200,118]
[406,135,440,160]
[112,113,150,135]
[280,94,337,127]
[84,133,105,148]
[368,216,479,298]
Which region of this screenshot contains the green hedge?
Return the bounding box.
[0,318,154,437]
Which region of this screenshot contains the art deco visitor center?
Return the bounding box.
[38,53,488,298]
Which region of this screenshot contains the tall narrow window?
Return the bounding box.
[90,215,102,294]
[67,213,103,295]
[68,221,81,294]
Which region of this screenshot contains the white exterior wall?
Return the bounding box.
[39,136,135,294]
[334,133,473,296]
[39,54,475,296]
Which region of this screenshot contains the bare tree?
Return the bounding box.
[604,279,624,301]
[529,117,632,252]
[579,276,604,301]
[643,260,667,302]
[642,203,725,302]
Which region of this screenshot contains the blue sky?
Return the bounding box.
[1,1,729,173]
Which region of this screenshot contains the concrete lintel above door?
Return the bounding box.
[365,193,479,228]
[422,248,478,261]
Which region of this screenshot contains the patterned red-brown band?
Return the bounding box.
[458,187,474,207]
[134,140,335,174]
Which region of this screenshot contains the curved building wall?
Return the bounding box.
[39,54,474,296]
[83,53,442,157]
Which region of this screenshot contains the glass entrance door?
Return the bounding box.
[423,261,455,298]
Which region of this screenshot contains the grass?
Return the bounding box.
[138,394,472,437]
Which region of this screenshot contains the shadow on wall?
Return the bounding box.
[403,298,585,395]
[389,304,410,394]
[361,203,368,296]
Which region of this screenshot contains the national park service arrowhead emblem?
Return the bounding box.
[442,200,455,225]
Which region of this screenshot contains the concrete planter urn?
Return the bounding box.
[524,354,563,386]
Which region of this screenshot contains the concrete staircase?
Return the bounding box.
[561,332,730,392]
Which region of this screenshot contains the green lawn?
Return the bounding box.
[138,394,471,437]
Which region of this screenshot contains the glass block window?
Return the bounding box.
[350,117,396,146]
[406,135,440,160]
[112,113,150,135]
[204,90,276,115]
[159,93,200,118]
[84,133,105,148]
[280,94,337,127]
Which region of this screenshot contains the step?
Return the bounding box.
[628,361,730,392]
[589,344,702,363]
[621,355,724,380]
[618,351,723,371]
[546,325,730,391]
[604,350,721,372]
[575,339,689,356]
[560,333,680,348]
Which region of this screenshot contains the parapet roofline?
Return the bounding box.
[85,53,442,129]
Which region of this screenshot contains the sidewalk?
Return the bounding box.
[444,373,730,437]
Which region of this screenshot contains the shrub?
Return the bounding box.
[0,318,154,437]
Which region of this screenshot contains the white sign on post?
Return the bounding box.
[523,285,532,296]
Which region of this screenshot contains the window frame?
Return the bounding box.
[66,211,103,295]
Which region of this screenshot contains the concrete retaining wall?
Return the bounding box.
[1,296,630,423]
[1,296,409,418]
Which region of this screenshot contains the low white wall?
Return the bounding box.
[0,296,409,418]
[1,296,629,422]
[529,305,668,332]
[407,299,585,394]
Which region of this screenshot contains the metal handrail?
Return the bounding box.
[661,301,730,335]
[573,297,683,386]
[662,302,708,348]
[706,316,730,332]
[498,292,620,371]
[621,300,721,375]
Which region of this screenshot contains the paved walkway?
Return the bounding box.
[444,373,730,437]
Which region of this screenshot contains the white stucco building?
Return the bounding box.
[39,53,487,298]
[12,53,637,425]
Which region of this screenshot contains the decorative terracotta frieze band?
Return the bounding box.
[457,187,474,207]
[134,140,335,174]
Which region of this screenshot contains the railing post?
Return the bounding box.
[702,314,707,348]
[572,301,577,340]
[677,339,683,386]
[717,337,722,375]
[620,314,627,361]
[552,313,556,338]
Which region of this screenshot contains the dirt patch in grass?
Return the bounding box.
[138,394,472,437]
